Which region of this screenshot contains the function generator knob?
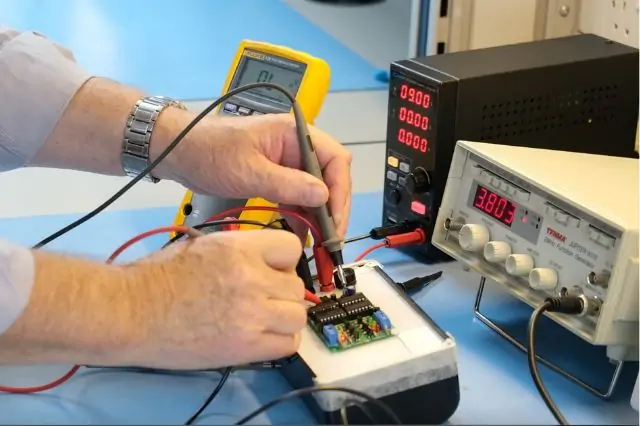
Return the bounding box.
[528,268,558,291]
[404,167,432,194]
[505,254,534,277]
[484,241,511,263]
[458,224,490,252]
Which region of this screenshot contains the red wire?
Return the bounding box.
[354,242,386,262]
[106,225,189,264]
[353,230,426,262]
[0,365,81,394]
[206,206,322,241]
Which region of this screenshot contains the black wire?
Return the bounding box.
[185,367,233,425]
[266,219,285,228]
[162,219,278,249]
[233,386,401,425]
[183,353,300,425]
[82,365,226,375]
[83,360,287,374]
[345,234,372,244]
[340,398,378,425]
[527,302,569,425]
[32,82,300,249]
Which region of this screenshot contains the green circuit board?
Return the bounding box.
[307,292,393,352]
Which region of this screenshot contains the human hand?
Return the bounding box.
[124,229,307,370]
[166,113,352,238]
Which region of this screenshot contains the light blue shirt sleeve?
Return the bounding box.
[0,26,93,171]
[0,27,92,333]
[0,239,35,334]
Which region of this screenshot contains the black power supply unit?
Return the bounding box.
[382,33,639,262]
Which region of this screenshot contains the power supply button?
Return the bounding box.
[411,200,427,215]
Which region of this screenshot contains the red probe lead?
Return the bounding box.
[354,229,427,262]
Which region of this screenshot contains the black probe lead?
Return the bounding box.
[398,271,443,293]
[185,367,233,425]
[528,297,584,425]
[233,385,401,425]
[33,82,302,249]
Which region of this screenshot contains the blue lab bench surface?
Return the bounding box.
[0,192,637,425]
[0,0,386,99]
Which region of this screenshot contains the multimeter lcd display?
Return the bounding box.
[235,57,303,104]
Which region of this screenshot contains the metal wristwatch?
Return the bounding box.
[122,95,187,183]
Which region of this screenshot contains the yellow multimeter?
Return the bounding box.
[172,40,331,240]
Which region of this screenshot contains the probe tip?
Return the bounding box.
[336,265,347,288]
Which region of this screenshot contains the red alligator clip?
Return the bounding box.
[313,245,335,292]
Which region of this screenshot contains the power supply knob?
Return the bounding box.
[529,268,558,291]
[505,254,534,277]
[404,167,432,194]
[388,188,402,205]
[484,241,512,263]
[458,224,490,252]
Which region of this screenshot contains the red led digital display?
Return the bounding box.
[400,84,431,108]
[472,185,517,227]
[391,82,434,155]
[397,129,428,153]
[398,107,429,130]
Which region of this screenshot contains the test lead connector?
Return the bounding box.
[334,267,357,294]
[398,271,443,294]
[369,221,423,240]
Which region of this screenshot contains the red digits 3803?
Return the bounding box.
[473,186,516,225]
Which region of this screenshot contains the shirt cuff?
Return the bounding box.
[0,30,94,172]
[0,239,35,335]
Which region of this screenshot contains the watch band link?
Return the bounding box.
[122,96,186,183]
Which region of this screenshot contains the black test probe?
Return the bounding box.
[291,106,347,286]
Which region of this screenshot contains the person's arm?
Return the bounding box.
[0,27,200,181]
[0,27,89,172]
[0,28,148,364]
[28,77,196,182]
[0,241,146,365]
